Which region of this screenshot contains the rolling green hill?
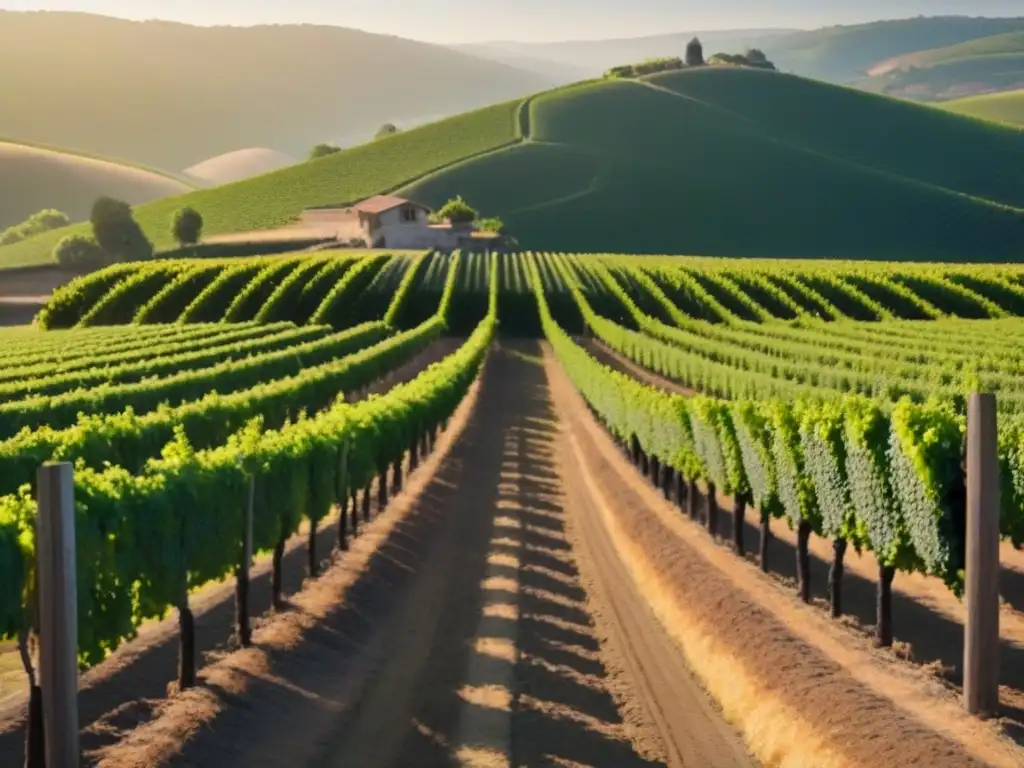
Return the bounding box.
[944,89,1024,125]
[3,66,1023,267]
[861,31,1024,101]
[0,139,192,230]
[0,11,552,170]
[401,67,1024,260]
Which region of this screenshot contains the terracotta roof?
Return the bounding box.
[350,195,429,214]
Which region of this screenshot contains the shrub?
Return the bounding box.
[308,143,342,160]
[376,123,399,139]
[708,50,777,70]
[171,207,203,246]
[477,216,506,234]
[686,37,705,66]
[434,195,478,224]
[90,195,154,262]
[53,234,109,269]
[0,208,71,246]
[604,57,683,79]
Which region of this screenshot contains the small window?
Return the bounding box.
[402,207,418,222]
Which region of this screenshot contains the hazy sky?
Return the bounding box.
[3,1,1022,42]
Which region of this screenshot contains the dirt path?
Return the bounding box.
[102,342,753,767]
[315,342,735,767]
[0,337,467,766]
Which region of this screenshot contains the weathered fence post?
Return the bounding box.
[965,392,1000,716]
[236,474,255,647]
[36,462,80,768]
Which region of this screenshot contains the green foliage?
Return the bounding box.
[171,207,203,246]
[708,50,777,70]
[35,264,140,329]
[1,209,70,246]
[685,38,705,67]
[308,143,342,160]
[887,398,966,592]
[434,196,478,224]
[605,57,684,79]
[0,283,496,663]
[90,196,153,263]
[53,234,108,270]
[770,401,821,531]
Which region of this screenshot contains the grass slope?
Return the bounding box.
[0,141,191,230]
[945,89,1024,126]
[400,67,1024,260]
[0,11,551,169]
[0,99,522,269]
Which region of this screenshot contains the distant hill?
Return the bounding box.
[861,31,1024,100]
[0,11,553,169]
[467,17,1024,84]
[184,149,297,186]
[0,140,191,230]
[456,29,798,78]
[944,89,1024,125]
[449,44,592,83]
[4,67,1023,268]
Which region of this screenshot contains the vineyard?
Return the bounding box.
[1,249,1023,766]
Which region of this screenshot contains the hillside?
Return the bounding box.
[4,66,1023,267]
[945,89,1024,125]
[469,17,1024,84]
[399,67,1024,260]
[0,11,552,170]
[184,149,298,187]
[0,140,191,230]
[861,31,1024,100]
[0,99,524,269]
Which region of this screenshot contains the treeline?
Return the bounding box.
[0,209,70,246]
[708,49,777,70]
[605,57,684,79]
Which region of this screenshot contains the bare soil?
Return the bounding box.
[92,343,753,767]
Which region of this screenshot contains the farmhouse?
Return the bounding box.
[300,195,504,250]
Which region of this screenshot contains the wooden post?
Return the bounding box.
[964,392,1000,716]
[235,474,255,647]
[36,462,80,768]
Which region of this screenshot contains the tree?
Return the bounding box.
[686,37,705,66]
[54,234,109,269]
[171,207,203,246]
[434,196,477,224]
[376,123,399,139]
[0,208,71,246]
[308,143,341,160]
[90,195,153,262]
